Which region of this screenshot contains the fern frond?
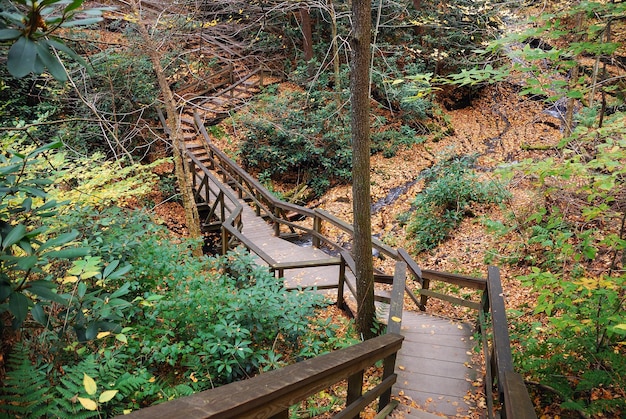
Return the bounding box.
[47,356,100,418]
[0,343,52,417]
[115,372,149,396]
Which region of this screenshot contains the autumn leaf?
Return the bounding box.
[78,397,98,411]
[99,390,119,403]
[83,373,97,396]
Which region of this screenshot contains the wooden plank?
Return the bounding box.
[336,374,397,419]
[503,371,537,419]
[397,248,422,284]
[416,288,482,310]
[272,257,342,271]
[374,400,399,419]
[387,262,406,335]
[391,386,471,417]
[422,269,486,290]
[399,330,475,349]
[396,355,470,379]
[395,370,473,398]
[396,339,472,362]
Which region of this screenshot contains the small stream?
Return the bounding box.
[370,178,419,214]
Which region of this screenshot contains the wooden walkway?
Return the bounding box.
[222,189,478,418]
[182,113,479,417]
[238,202,343,291]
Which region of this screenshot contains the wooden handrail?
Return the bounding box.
[117,333,404,419]
[487,267,536,418]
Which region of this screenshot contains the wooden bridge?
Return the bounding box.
[120,106,536,418]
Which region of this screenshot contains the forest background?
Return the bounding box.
[0,0,625,417]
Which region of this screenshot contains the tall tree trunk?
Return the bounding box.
[350,0,375,340]
[132,2,203,256]
[300,8,314,61]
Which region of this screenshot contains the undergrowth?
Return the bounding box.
[402,154,509,252]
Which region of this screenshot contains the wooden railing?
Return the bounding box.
[118,263,408,419]
[119,333,404,419]
[183,112,537,417]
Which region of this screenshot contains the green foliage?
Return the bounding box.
[0,343,52,417]
[51,153,163,207]
[237,81,352,197]
[405,0,503,73]
[371,125,426,158]
[130,248,332,387]
[0,141,90,329]
[484,52,626,416]
[238,62,429,197]
[487,0,626,108]
[0,0,113,80]
[510,270,625,416]
[404,155,508,252]
[3,195,354,415]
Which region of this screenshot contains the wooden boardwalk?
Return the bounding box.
[184,129,478,417]
[227,193,478,418]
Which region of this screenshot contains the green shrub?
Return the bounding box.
[130,248,331,387]
[237,85,352,197]
[404,154,508,252]
[510,270,625,417]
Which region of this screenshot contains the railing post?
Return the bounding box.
[313,215,321,248]
[337,256,346,308]
[378,351,398,412]
[255,192,261,216]
[273,207,280,236]
[221,227,228,255]
[219,192,225,223]
[387,262,406,335]
[420,277,430,309]
[237,175,243,199]
[346,370,364,419]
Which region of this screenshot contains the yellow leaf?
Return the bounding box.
[83,373,97,396]
[78,397,98,411]
[99,390,119,403]
[62,276,79,284]
[391,316,401,323]
[97,332,111,339]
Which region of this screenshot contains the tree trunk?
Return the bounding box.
[132,2,203,256]
[350,0,375,340]
[300,8,314,61]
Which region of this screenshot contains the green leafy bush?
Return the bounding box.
[0,141,94,330]
[237,84,352,197]
[130,248,331,387]
[510,270,625,417]
[404,154,508,252]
